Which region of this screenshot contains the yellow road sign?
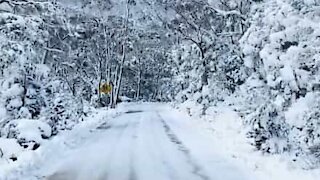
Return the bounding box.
[100,83,112,94]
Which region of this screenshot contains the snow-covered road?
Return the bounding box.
[41,104,251,180]
[3,104,320,180]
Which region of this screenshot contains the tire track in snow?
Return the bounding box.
[148,113,177,180]
[157,113,210,180]
[46,116,131,180]
[102,116,139,180]
[128,114,141,180]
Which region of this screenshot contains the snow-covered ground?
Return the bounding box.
[1,103,320,180]
[178,103,320,180]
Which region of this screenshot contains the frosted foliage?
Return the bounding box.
[235,0,320,165]
[1,0,320,171]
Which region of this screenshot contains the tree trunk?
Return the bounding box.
[42,45,48,64]
[111,1,130,108]
[136,70,141,101]
[21,74,27,107]
[136,58,142,101]
[112,45,125,108]
[98,59,103,106]
[201,50,208,88]
[110,65,119,108]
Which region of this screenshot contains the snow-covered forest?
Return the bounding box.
[1,0,320,179]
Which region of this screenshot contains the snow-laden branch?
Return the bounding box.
[217,31,245,37]
[194,1,246,19]
[0,0,46,6]
[209,7,246,19]
[60,62,75,68]
[43,47,65,54]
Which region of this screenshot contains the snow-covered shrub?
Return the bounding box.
[247,103,290,154]
[238,0,320,162]
[1,119,51,150]
[1,83,25,119]
[0,1,87,153]
[44,94,83,135]
[0,3,48,120]
[285,93,320,158]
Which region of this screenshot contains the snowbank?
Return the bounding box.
[0,105,126,179]
[2,119,52,149]
[176,104,320,180]
[0,138,23,160]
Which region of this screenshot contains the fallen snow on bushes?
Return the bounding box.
[0,105,123,179]
[3,119,52,144]
[177,103,320,180]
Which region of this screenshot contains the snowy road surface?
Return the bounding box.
[36,104,252,180]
